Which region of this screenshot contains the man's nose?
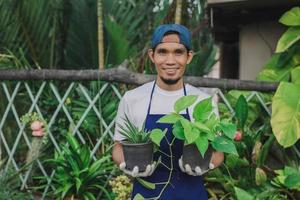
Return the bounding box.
[165,53,176,65]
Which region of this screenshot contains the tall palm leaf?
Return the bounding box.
[0,0,61,68]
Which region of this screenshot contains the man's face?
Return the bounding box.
[148,34,193,85]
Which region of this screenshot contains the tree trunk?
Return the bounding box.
[97,0,104,69]
[175,0,182,24]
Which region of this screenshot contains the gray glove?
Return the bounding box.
[119,162,156,177]
[178,157,215,176]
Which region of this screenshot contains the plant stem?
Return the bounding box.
[292,146,300,159]
[159,161,172,171]
[157,149,172,158]
[222,163,233,180]
[149,137,176,200]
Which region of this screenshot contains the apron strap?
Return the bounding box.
[147,80,190,117]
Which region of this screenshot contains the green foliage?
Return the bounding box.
[0,161,33,200]
[276,27,300,53]
[119,115,151,143]
[42,134,114,199]
[136,178,155,190]
[235,187,254,200]
[193,97,213,122]
[291,67,300,84]
[174,95,197,113]
[119,115,165,145]
[235,95,249,130]
[279,7,300,26]
[158,95,237,157]
[271,82,300,147]
[276,7,300,52]
[272,166,300,191]
[256,6,300,147]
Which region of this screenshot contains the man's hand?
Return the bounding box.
[119,162,156,177]
[178,157,215,176]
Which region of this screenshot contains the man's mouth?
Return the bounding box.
[163,67,179,75]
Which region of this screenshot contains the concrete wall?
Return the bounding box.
[239,21,286,80]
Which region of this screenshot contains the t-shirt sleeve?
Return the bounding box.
[113,93,132,141]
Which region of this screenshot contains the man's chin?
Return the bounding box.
[160,77,181,85]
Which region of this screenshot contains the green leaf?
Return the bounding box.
[136,178,155,190]
[271,82,300,147]
[181,118,199,144]
[133,193,145,200]
[75,177,82,192]
[194,133,209,157]
[157,113,183,124]
[276,26,300,53]
[291,66,300,84]
[219,122,237,139]
[205,113,219,131]
[83,192,96,200]
[66,134,80,151]
[234,187,254,200]
[284,166,299,176]
[150,129,166,146]
[235,95,248,129]
[193,97,213,122]
[279,7,300,26]
[211,136,237,154]
[193,122,211,134]
[174,95,197,113]
[256,53,293,81]
[172,121,185,140]
[225,154,249,169]
[285,173,300,189]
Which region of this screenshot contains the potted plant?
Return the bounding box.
[118,115,166,172]
[158,95,238,171]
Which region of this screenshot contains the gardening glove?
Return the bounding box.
[119,162,156,177]
[178,156,215,176]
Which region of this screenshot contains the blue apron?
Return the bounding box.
[131,82,208,200]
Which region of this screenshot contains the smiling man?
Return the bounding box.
[112,24,224,200]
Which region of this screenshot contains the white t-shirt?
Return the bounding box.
[113,81,218,141]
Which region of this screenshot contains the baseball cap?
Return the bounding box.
[151,24,192,50]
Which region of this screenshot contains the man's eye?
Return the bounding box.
[157,49,167,54]
[175,49,185,55]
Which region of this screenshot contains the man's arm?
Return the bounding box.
[112,141,124,165]
[211,151,224,168]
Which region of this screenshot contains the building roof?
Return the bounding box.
[207,0,300,42]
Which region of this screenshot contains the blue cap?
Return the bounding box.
[151,24,192,50]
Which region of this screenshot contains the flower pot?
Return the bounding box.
[182,144,213,171]
[121,141,153,172]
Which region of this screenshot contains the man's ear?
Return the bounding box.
[187,50,194,64]
[148,49,155,63]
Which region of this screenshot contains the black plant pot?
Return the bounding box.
[182,144,213,171]
[121,142,154,172]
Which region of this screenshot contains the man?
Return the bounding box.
[112,24,224,200]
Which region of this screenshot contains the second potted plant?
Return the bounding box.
[158,95,238,171]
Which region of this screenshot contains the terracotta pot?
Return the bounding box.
[182,144,213,171]
[121,141,153,172]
